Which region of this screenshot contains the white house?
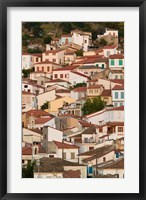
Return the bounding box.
[22,53,34,69]
[22,91,36,111]
[108,70,124,80]
[71,29,92,51]
[71,87,87,101]
[97,28,118,39]
[112,85,124,107]
[85,106,124,125]
[22,128,43,143]
[109,54,124,69]
[37,89,56,109]
[22,81,44,94]
[68,71,89,86]
[102,46,117,57]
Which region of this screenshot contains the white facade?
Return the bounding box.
[103,47,117,57]
[69,71,88,86]
[22,82,44,94]
[108,72,124,79]
[109,58,124,69]
[112,89,124,107]
[98,28,118,39]
[37,89,56,109]
[86,109,124,125]
[22,128,43,143]
[43,126,63,142]
[98,168,124,178]
[22,54,34,69]
[56,147,78,163]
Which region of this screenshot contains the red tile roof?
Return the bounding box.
[35,117,53,124]
[73,87,87,92]
[101,90,111,96]
[109,106,124,111]
[34,61,62,66]
[63,170,81,178]
[26,109,50,117]
[109,54,124,59]
[106,121,124,126]
[46,79,70,83]
[56,89,70,93]
[53,140,79,149]
[53,65,79,71]
[87,84,103,89]
[22,147,32,155]
[78,120,95,127]
[112,85,124,90]
[62,34,72,37]
[109,79,124,85]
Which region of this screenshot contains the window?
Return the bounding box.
[42,67,44,71]
[49,155,54,158]
[22,160,24,164]
[119,59,123,65]
[103,157,106,162]
[36,57,38,62]
[53,59,56,62]
[27,89,30,93]
[65,74,69,78]
[34,148,37,154]
[120,75,123,79]
[47,67,50,71]
[121,92,124,99]
[115,75,118,79]
[102,64,104,69]
[114,102,118,107]
[41,81,43,85]
[89,89,93,93]
[84,40,87,43]
[54,74,58,78]
[111,59,115,66]
[63,152,66,159]
[71,152,75,159]
[115,92,118,99]
[52,52,56,55]
[99,128,103,133]
[118,127,123,132]
[60,74,63,78]
[96,64,98,67]
[24,85,28,88]
[120,102,123,106]
[89,147,94,151]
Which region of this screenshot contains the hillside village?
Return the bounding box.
[22,25,124,178]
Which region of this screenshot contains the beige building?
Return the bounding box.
[42,49,65,65]
[87,84,104,98]
[22,91,36,112]
[48,96,76,115]
[34,61,62,73]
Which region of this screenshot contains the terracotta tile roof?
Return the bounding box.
[110,79,124,85]
[101,89,111,96]
[53,140,79,149]
[109,106,124,111]
[35,117,53,124]
[63,170,81,178]
[103,45,116,49]
[73,87,87,92]
[26,109,50,117]
[110,70,123,74]
[106,121,124,126]
[98,157,124,169]
[79,145,115,157]
[56,89,70,93]
[87,84,104,89]
[112,85,124,90]
[109,54,124,59]
[53,65,79,71]
[28,128,43,134]
[34,157,85,173]
[81,126,96,135]
[34,61,62,66]
[78,120,96,127]
[22,147,32,155]
[46,79,70,83]
[71,71,89,78]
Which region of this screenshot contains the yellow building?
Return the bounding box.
[48,96,76,115]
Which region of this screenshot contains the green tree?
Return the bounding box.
[27,48,42,54]
[100,38,107,46]
[73,82,87,88]
[22,67,34,78]
[75,49,83,57]
[22,161,36,178]
[82,96,106,115]
[44,35,52,44]
[32,25,43,38]
[41,101,49,110]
